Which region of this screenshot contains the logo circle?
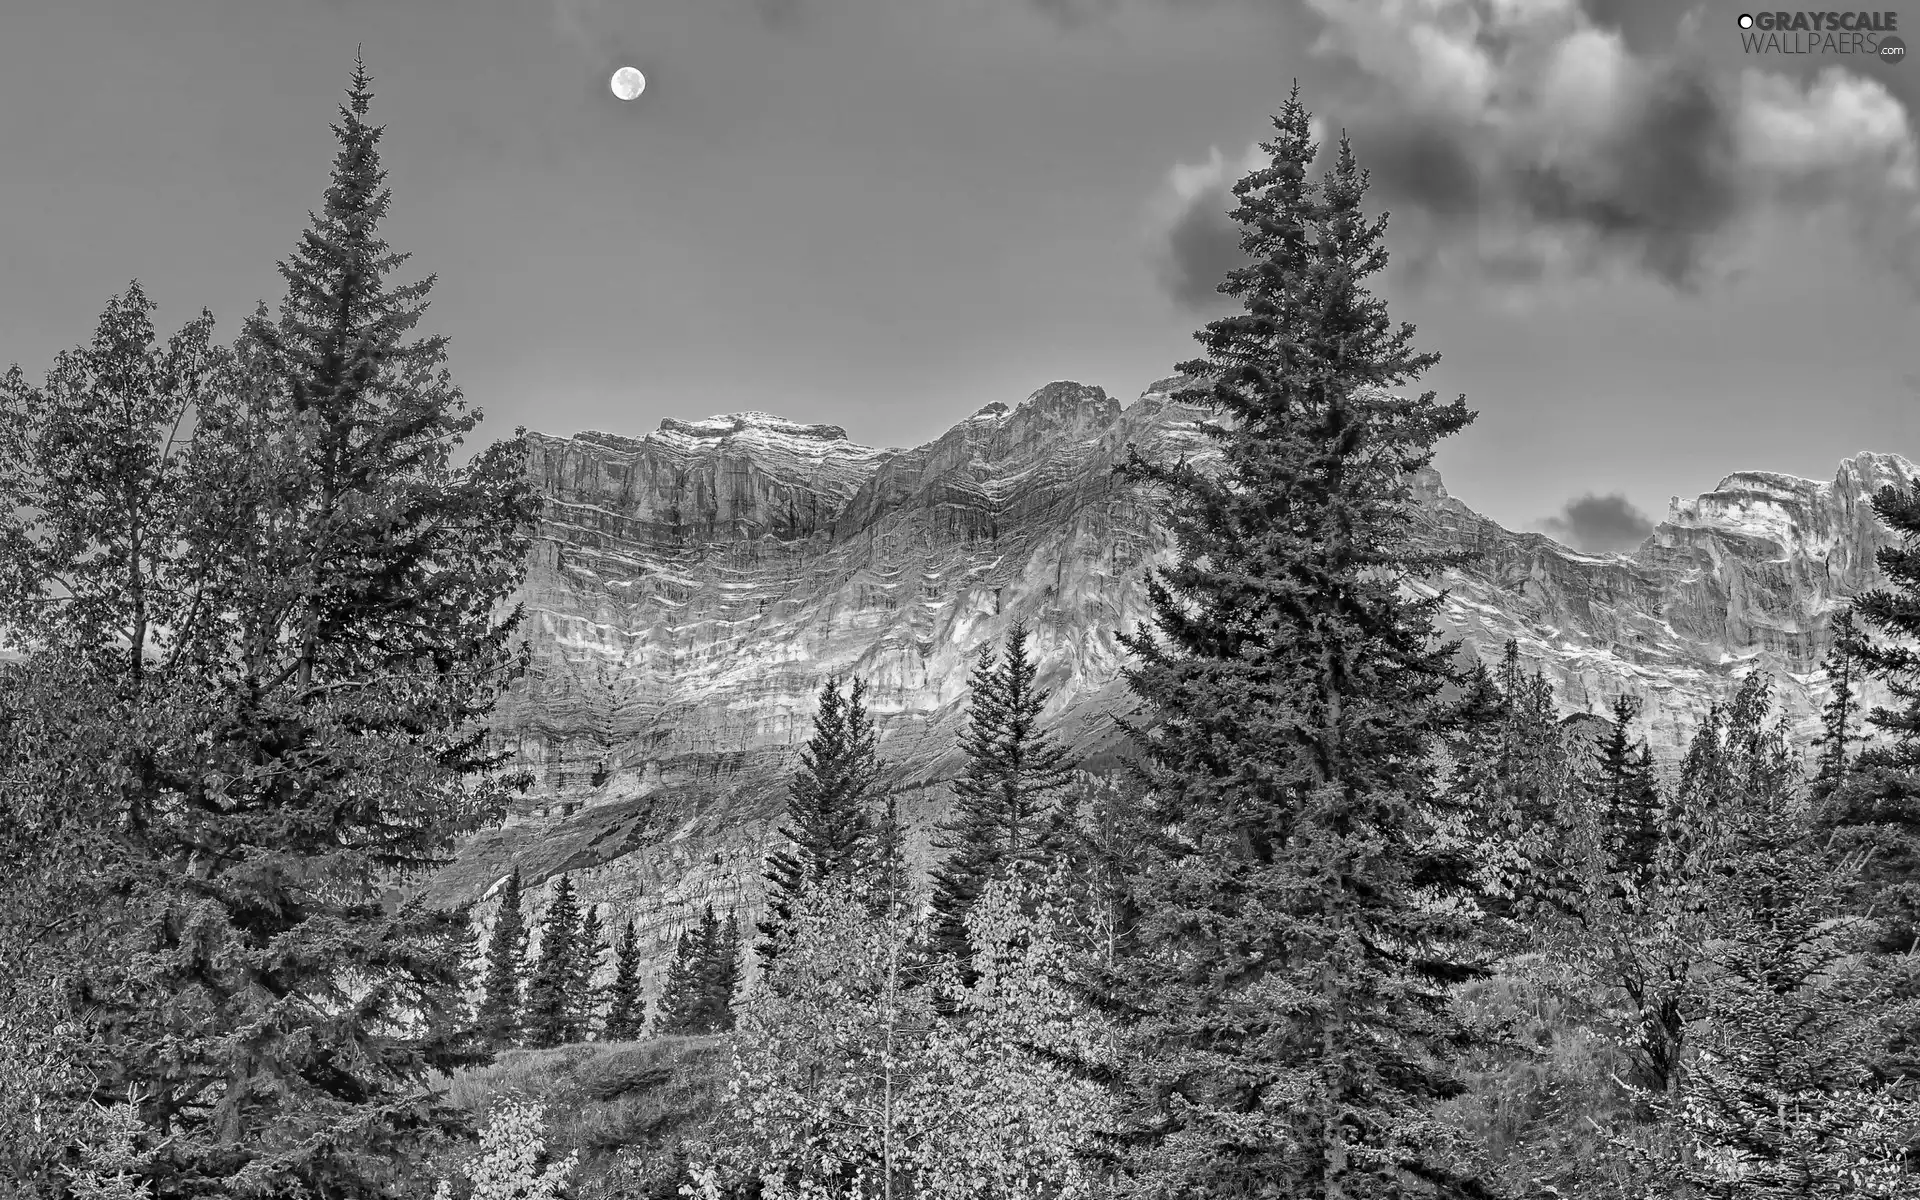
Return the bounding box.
[1738,12,1754,28]
[1883,34,1908,62]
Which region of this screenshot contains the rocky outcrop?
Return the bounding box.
[429,380,1919,1008]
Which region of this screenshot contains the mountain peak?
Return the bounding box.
[654,411,858,445]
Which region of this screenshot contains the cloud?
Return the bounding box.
[1152,144,1261,310]
[1538,493,1655,553]
[1152,132,1327,311]
[1151,0,1920,298]
[1028,0,1123,27]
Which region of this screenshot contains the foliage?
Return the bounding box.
[760,676,882,968]
[574,905,609,1042]
[435,1036,731,1200]
[927,622,1077,980]
[686,874,1115,1200]
[908,876,1120,1199]
[432,1096,579,1200]
[603,920,648,1044]
[0,652,160,1197]
[1437,642,1583,931]
[1818,501,1920,951]
[1439,964,1664,1199]
[1588,693,1663,889]
[1649,722,1920,1196]
[66,1100,159,1200]
[525,876,585,1049]
[685,880,930,1199]
[657,908,741,1037]
[1103,84,1488,1198]
[478,867,531,1050]
[1814,608,1869,787]
[0,57,538,1197]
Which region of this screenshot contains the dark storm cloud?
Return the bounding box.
[1539,493,1656,554]
[1157,186,1242,310]
[1153,0,1920,299]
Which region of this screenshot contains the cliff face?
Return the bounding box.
[430,380,1919,1006]
[1408,452,1919,756]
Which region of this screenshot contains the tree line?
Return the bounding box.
[4,60,1920,1200]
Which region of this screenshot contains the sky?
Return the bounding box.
[5,0,1920,550]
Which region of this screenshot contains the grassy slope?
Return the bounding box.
[430,1035,731,1200]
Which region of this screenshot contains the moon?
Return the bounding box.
[611,66,646,102]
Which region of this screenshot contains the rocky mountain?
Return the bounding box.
[427,379,1920,1005]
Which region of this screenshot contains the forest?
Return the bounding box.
[2,62,1919,1200]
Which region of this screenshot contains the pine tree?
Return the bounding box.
[475,867,530,1050]
[602,920,647,1042]
[759,676,881,967]
[1814,607,1868,788]
[927,622,1076,977]
[1104,86,1490,1198]
[659,907,731,1036]
[1656,678,1918,1193]
[571,904,608,1042]
[865,793,913,918]
[1590,693,1663,886]
[706,911,742,1034]
[1440,642,1579,922]
[0,58,540,1196]
[523,875,584,1049]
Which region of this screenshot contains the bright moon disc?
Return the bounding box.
[611,67,646,101]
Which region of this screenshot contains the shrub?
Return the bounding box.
[434,1096,579,1200]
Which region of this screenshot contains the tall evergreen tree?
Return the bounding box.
[1818,599,1920,950]
[0,59,539,1197]
[657,915,709,1037]
[1653,677,1919,1192]
[759,676,881,967]
[927,622,1076,975]
[571,904,608,1042]
[659,906,738,1035]
[1441,642,1578,922]
[1814,607,1869,787]
[865,792,913,919]
[1589,693,1663,886]
[707,911,742,1034]
[602,919,647,1042]
[475,866,530,1049]
[1103,86,1490,1198]
[523,875,584,1049]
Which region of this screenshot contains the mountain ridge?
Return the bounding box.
[430,379,1919,1000]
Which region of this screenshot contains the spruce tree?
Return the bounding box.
[865,793,913,918]
[659,907,731,1035]
[1105,86,1489,1198]
[759,676,881,967]
[1590,694,1663,886]
[1655,676,1919,1191]
[475,866,530,1049]
[927,622,1076,976]
[1441,642,1578,920]
[571,904,608,1042]
[706,911,742,1034]
[523,875,583,1049]
[0,59,539,1196]
[1814,608,1868,788]
[602,920,647,1042]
